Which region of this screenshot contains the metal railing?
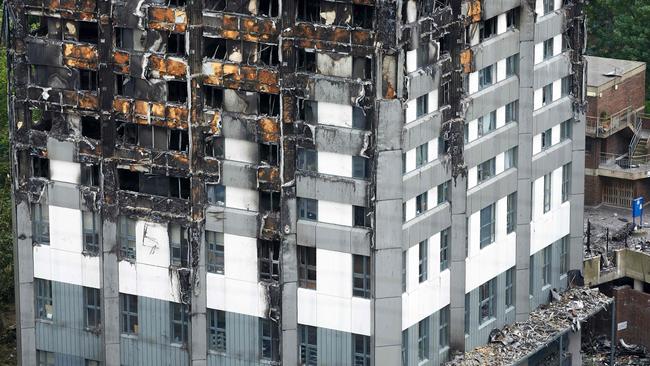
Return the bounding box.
[586,106,641,137]
[599,152,650,171]
[628,117,643,159]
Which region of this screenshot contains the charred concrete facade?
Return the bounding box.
[7,0,585,365]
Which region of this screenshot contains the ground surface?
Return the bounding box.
[0,303,16,365]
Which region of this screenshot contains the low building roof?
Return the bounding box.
[585,55,646,88]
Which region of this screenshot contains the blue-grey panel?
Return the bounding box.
[318,327,352,366]
[207,311,261,366]
[403,310,449,366]
[35,281,101,361]
[530,239,569,311]
[54,352,85,366]
[120,296,189,366]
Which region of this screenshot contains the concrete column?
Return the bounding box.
[190,230,207,366]
[450,176,467,351]
[14,201,36,365]
[281,233,298,366]
[568,330,582,366]
[100,221,120,366]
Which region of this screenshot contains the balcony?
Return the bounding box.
[597,152,650,180]
[586,106,644,138]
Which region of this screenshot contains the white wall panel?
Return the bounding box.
[318,151,352,178]
[406,49,417,73]
[405,99,417,123]
[428,90,439,112]
[317,53,352,78]
[552,79,562,102]
[534,88,543,110]
[496,59,507,82]
[496,152,505,175]
[318,102,353,128]
[530,202,571,255]
[225,138,259,164]
[49,160,81,184]
[465,232,516,292]
[467,166,478,189]
[533,133,542,155]
[319,200,352,226]
[225,186,259,211]
[497,13,507,34]
[469,72,479,94]
[405,148,416,173]
[496,106,506,128]
[468,119,478,143]
[553,35,562,56]
[534,42,543,65]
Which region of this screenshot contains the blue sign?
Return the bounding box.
[632,197,644,218]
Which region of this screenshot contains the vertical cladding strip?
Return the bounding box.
[281,1,298,364]
[188,0,207,364]
[515,1,535,322]
[449,0,468,352]
[97,0,120,363]
[10,2,37,364]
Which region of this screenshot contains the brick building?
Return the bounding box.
[584,56,648,208]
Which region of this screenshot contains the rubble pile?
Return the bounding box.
[584,206,650,261]
[583,335,650,365]
[446,288,612,366]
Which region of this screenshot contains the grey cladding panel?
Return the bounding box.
[377,99,403,151]
[221,161,257,190]
[464,123,519,167]
[315,126,369,156]
[466,169,518,214]
[296,174,368,207]
[48,182,81,211]
[407,69,439,100]
[402,160,449,201]
[47,138,75,162]
[402,204,451,248]
[402,112,442,152]
[466,78,519,121]
[482,0,521,19]
[473,30,521,71]
[533,54,572,90]
[531,140,572,180]
[534,12,565,43]
[533,97,573,135]
[317,327,352,366]
[376,150,403,201]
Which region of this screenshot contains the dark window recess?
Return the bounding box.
[352,107,368,129]
[297,198,318,221]
[259,44,279,66]
[28,15,48,37]
[298,99,317,123]
[82,211,101,254]
[204,86,224,109]
[479,17,497,41]
[298,245,316,289]
[205,0,226,11]
[506,7,520,28]
[81,164,100,187]
[116,74,134,97]
[116,121,138,145]
[169,177,191,199]
[138,125,167,150]
[79,69,97,91]
[204,37,227,59]
[258,240,280,282]
[260,144,280,166]
[205,136,224,158]
[296,0,320,22]
[167,81,187,103]
[115,27,133,49]
[118,169,139,192]
[31,109,52,131]
[296,48,316,72]
[169,130,189,152]
[170,225,190,267]
[352,4,374,28]
[259,93,280,116]
[81,116,101,140]
[352,156,369,179]
[168,0,186,7]
[33,157,49,178]
[353,206,371,227]
[258,0,279,17]
[352,255,371,298]
[84,287,101,329]
[260,191,280,212]
[260,318,279,361]
[167,33,186,56]
[352,57,372,80]
[297,147,317,171]
[77,21,98,43]
[170,302,189,345]
[207,184,225,205]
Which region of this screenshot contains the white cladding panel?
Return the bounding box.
[225,138,259,164]
[318,151,352,178]
[49,160,81,184]
[318,102,353,128]
[225,186,259,211]
[319,200,352,226]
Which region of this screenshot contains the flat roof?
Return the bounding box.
[586,55,646,88]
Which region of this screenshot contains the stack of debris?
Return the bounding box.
[446,288,612,366]
[583,335,650,365]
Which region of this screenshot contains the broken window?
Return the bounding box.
[169,224,189,267]
[437,181,450,204]
[116,121,138,145]
[438,133,450,156]
[296,0,320,22]
[541,128,552,150]
[118,216,136,261]
[440,228,449,271]
[167,33,186,56]
[418,318,429,362]
[543,38,553,60]
[480,204,496,248]
[79,69,97,91]
[478,110,496,137]
[116,74,134,97]
[82,211,101,255]
[205,0,226,11]
[416,42,434,69]
[352,106,368,129]
[28,15,48,37]
[207,184,225,206]
[114,27,132,49]
[118,169,139,192]
[204,86,224,108]
[298,245,316,290]
[507,8,520,28]
[138,125,168,150]
[542,83,553,106]
[415,192,427,216]
[84,287,101,329]
[418,240,428,283]
[353,206,371,228]
[439,306,450,348]
[296,148,317,172]
[77,21,98,44]
[81,116,101,140]
[32,203,50,245]
[352,4,373,28]
[298,99,317,123]
[478,64,494,90]
[479,278,495,324]
[260,318,279,361]
[169,129,189,152]
[352,254,371,298]
[299,325,318,365]
[352,56,372,80]
[258,43,279,66]
[32,156,49,178]
[352,156,369,179]
[259,93,280,116]
[169,176,191,199]
[479,16,497,41]
[353,334,371,366]
[477,157,495,183]
[167,81,187,103]
[441,81,450,106]
[561,76,571,97]
[258,0,279,17]
[206,230,224,274]
[505,267,514,308]
[259,144,280,166]
[120,293,138,335]
[506,54,519,77]
[81,164,100,187]
[205,136,224,158]
[416,95,428,118]
[170,302,189,345]
[260,191,280,212]
[30,109,52,131]
[208,309,226,352]
[507,192,517,234]
[296,48,316,72]
[168,0,186,7]
[35,278,53,320]
[297,197,317,221]
[258,240,280,282]
[204,37,227,59]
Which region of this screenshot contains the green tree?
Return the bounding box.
[586,0,650,106]
[0,41,12,304]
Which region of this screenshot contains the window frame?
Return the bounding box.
[260,318,279,361]
[258,240,280,282]
[120,293,138,335]
[35,278,53,321]
[299,324,318,365]
[84,287,101,329]
[477,110,496,137]
[169,224,189,267]
[297,197,318,221]
[208,309,227,353]
[416,95,428,118]
[478,64,494,90]
[479,204,496,248]
[298,245,317,290]
[417,318,430,362]
[440,228,450,271]
[505,267,514,308]
[543,246,552,285]
[543,173,552,213]
[439,305,450,348]
[352,255,371,298]
[479,278,496,324]
[415,191,428,216]
[541,128,552,150]
[118,216,136,261]
[352,334,371,366]
[32,203,50,245]
[206,183,226,206]
[506,192,517,234]
[477,157,496,183]
[206,230,225,274]
[543,38,554,60]
[170,302,190,345]
[418,240,428,283]
[37,350,55,366]
[415,143,428,168]
[562,163,571,203]
[82,211,101,255]
[559,236,569,275]
[505,101,518,123]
